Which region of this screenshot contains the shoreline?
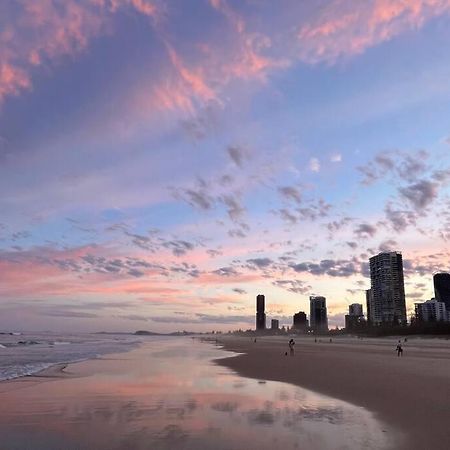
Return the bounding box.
[215,335,450,450]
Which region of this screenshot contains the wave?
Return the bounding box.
[0,333,144,382]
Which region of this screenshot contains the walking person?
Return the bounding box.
[396,343,403,357]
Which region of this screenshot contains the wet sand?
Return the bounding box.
[216,335,450,450]
[0,338,394,450]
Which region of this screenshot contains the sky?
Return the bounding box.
[2,0,450,333]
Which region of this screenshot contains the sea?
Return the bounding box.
[0,331,142,381]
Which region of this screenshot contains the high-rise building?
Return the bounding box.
[349,303,363,317]
[366,289,375,324]
[309,296,328,333]
[293,311,308,332]
[415,299,449,322]
[433,273,450,310]
[345,303,364,330]
[256,294,266,330]
[369,252,406,325]
[271,319,279,330]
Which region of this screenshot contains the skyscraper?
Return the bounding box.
[345,303,364,330]
[415,299,449,323]
[256,294,266,330]
[433,273,450,310]
[366,289,376,324]
[293,311,308,332]
[349,303,363,316]
[369,252,406,325]
[309,296,328,333]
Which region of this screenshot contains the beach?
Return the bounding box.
[216,335,450,450]
[0,336,395,450]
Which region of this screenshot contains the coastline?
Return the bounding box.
[215,335,450,450]
[0,363,79,395]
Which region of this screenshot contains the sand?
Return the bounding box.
[216,335,450,450]
[0,339,394,450]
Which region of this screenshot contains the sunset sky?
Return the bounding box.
[2,0,450,332]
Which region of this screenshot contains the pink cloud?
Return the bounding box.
[0,63,31,100]
[298,0,450,64]
[0,0,159,104]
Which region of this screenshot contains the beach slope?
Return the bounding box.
[216,336,450,450]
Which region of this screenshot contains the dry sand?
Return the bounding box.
[216,335,450,450]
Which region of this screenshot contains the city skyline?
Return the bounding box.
[2,1,450,332]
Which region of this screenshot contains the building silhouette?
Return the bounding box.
[256,294,266,330]
[366,289,375,323]
[293,311,308,332]
[271,319,279,330]
[415,299,449,322]
[433,273,450,310]
[309,296,328,333]
[369,252,406,325]
[345,303,364,330]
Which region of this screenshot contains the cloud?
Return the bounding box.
[358,149,429,185]
[0,1,161,105]
[354,223,377,238]
[227,146,250,168]
[326,217,353,234]
[228,228,247,238]
[272,279,311,294]
[297,0,450,65]
[278,208,298,225]
[308,157,320,172]
[246,257,274,269]
[297,199,331,221]
[162,240,196,257]
[0,63,31,102]
[290,258,360,277]
[174,187,214,211]
[118,314,148,321]
[330,153,342,163]
[220,194,246,221]
[128,268,145,277]
[384,202,418,231]
[212,266,239,277]
[232,288,247,295]
[378,239,398,252]
[208,0,289,81]
[164,42,217,104]
[41,310,98,319]
[278,186,302,204]
[399,180,438,210]
[150,313,254,324]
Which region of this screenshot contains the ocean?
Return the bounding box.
[0,331,142,381]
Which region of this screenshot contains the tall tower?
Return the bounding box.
[366,289,375,324]
[369,252,406,325]
[309,296,328,333]
[256,294,266,330]
[293,311,308,332]
[433,273,450,309]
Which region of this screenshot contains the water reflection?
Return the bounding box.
[0,338,391,450]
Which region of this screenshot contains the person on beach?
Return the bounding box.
[288,339,295,356]
[396,343,403,357]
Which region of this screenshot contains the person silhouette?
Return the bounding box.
[288,338,295,356]
[396,343,403,357]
